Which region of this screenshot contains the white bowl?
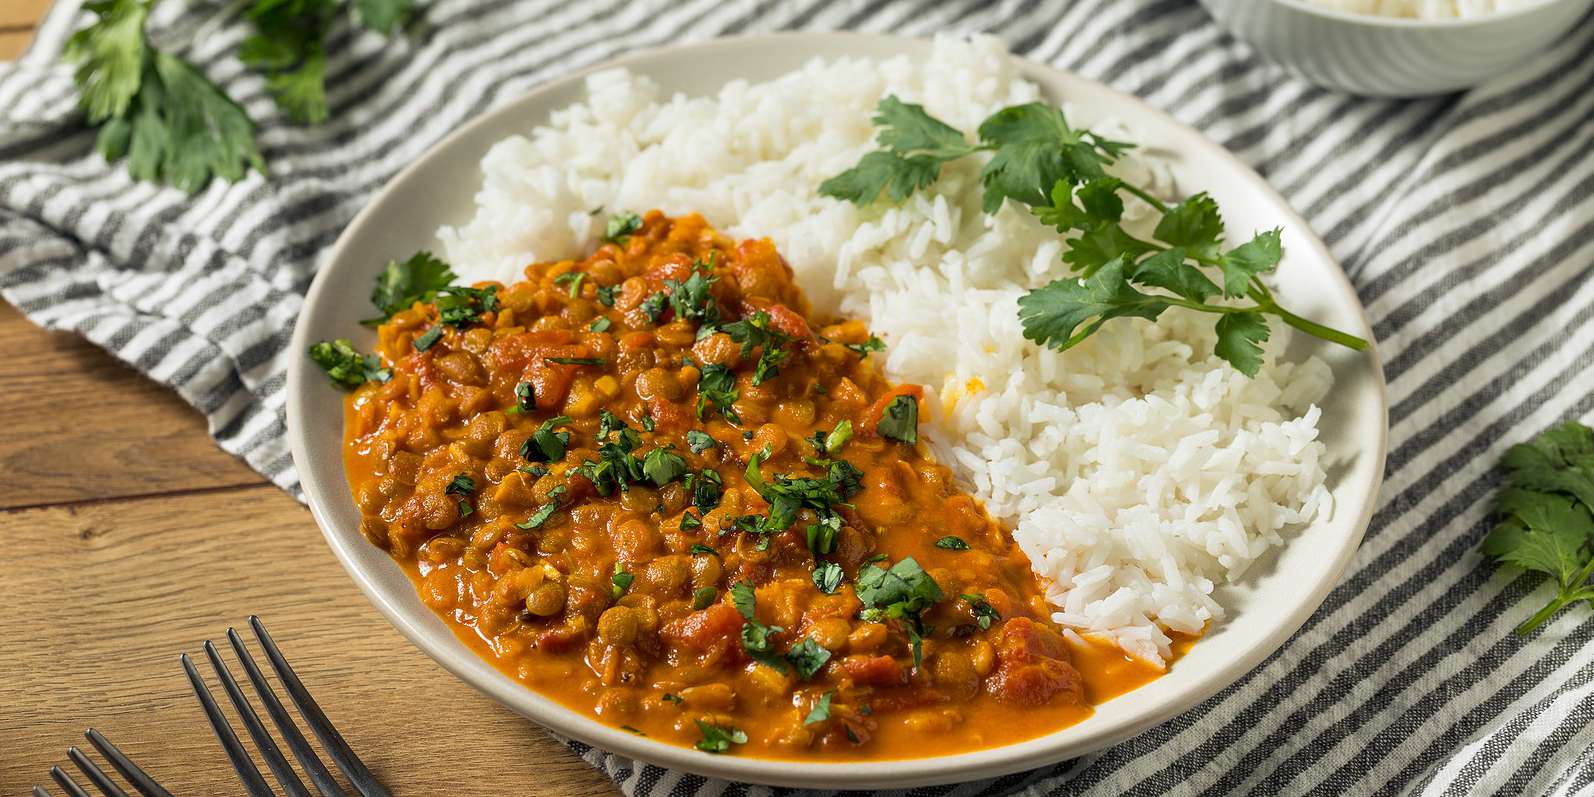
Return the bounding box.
[1200,0,1594,96]
[286,32,1389,789]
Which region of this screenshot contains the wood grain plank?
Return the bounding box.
[0,0,54,30]
[0,304,266,509]
[0,28,33,60]
[0,485,619,796]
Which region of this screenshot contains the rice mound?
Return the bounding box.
[438,35,1334,666]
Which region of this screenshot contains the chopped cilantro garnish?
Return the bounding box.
[661,692,683,705]
[687,430,717,453]
[445,473,475,518]
[721,311,794,385]
[611,563,634,599]
[856,556,943,633]
[520,415,572,463]
[934,535,970,551]
[961,593,1001,630]
[308,339,389,389]
[877,394,919,444]
[553,271,585,298]
[820,420,852,454]
[412,325,443,352]
[666,265,720,326]
[366,251,456,323]
[545,356,605,366]
[730,581,787,672]
[804,691,834,725]
[694,721,747,754]
[689,544,717,556]
[589,316,611,332]
[813,562,843,594]
[845,335,886,358]
[686,469,724,513]
[694,364,741,424]
[680,512,704,531]
[603,211,643,244]
[639,292,667,324]
[433,285,500,328]
[642,447,688,487]
[596,284,620,307]
[785,638,831,680]
[516,485,567,531]
[690,586,719,610]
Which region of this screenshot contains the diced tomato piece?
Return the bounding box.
[644,253,694,290]
[986,618,1084,707]
[765,303,812,340]
[661,604,743,653]
[536,624,587,654]
[841,654,907,687]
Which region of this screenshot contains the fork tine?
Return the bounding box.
[180,652,274,797]
[65,747,128,797]
[250,616,391,797]
[204,640,314,797]
[49,766,92,797]
[227,627,348,797]
[83,730,173,797]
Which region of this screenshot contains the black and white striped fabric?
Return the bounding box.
[4,0,1593,793]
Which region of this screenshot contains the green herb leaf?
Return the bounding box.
[611,564,634,599]
[689,544,717,556]
[308,339,390,389]
[368,251,457,322]
[589,317,612,332]
[934,535,970,551]
[976,102,1117,213]
[844,336,885,359]
[822,420,853,454]
[813,562,844,594]
[1153,193,1225,264]
[545,356,606,366]
[961,593,1001,630]
[1214,312,1271,378]
[1017,257,1169,353]
[818,150,945,205]
[687,430,718,453]
[785,638,832,680]
[65,0,151,122]
[876,395,919,445]
[596,284,620,307]
[695,363,741,424]
[1220,229,1283,298]
[694,721,747,754]
[521,416,572,463]
[855,556,944,626]
[604,211,643,244]
[354,0,416,33]
[691,586,719,610]
[643,447,688,487]
[554,271,586,298]
[413,325,443,351]
[804,690,835,725]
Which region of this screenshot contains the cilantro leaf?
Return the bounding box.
[694,721,747,754]
[818,149,947,205]
[855,557,943,625]
[934,535,970,551]
[1483,420,1594,635]
[804,690,835,725]
[961,593,1001,630]
[691,586,718,610]
[976,103,1116,212]
[1018,257,1169,352]
[642,447,688,487]
[694,363,741,424]
[1214,312,1271,378]
[876,395,919,445]
[813,562,843,594]
[611,564,634,599]
[1220,229,1283,298]
[721,311,794,386]
[1153,193,1225,263]
[686,430,717,454]
[872,95,976,160]
[308,339,389,389]
[844,336,885,359]
[821,420,853,454]
[240,0,339,125]
[785,638,832,680]
[730,582,757,621]
[520,416,572,463]
[65,0,151,122]
[355,0,416,33]
[604,211,643,244]
[1132,247,1220,303]
[117,51,265,193]
[368,251,457,322]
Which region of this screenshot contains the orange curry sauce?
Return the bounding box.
[342,212,1179,759]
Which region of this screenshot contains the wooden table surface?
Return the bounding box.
[0,13,620,797]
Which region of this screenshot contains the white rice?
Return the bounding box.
[1301,0,1540,18]
[439,35,1334,666]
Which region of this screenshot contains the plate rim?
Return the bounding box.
[285,30,1389,789]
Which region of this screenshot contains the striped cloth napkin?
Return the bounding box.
[4,0,1593,794]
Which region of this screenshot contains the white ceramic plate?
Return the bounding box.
[286,32,1388,790]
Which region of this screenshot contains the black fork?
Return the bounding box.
[180,616,391,797]
[33,729,173,797]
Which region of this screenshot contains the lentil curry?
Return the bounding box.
[338,212,1172,759]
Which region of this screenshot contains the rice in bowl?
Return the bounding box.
[438,35,1334,666]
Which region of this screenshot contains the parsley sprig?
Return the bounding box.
[821,96,1368,377]
[1482,420,1594,635]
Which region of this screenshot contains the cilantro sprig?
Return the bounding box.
[1482,420,1594,635]
[66,0,417,191]
[821,96,1368,377]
